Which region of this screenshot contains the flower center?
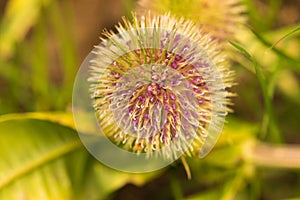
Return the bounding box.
[109,57,208,151]
[93,47,214,154]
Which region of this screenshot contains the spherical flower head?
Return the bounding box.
[137,0,247,43]
[88,12,233,160]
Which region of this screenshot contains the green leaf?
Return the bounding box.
[0,118,83,199]
[0,112,75,129]
[80,161,161,200]
[0,115,161,199]
[0,112,97,135]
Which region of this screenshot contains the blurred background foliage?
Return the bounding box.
[0,0,300,199]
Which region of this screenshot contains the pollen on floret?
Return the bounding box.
[88,12,231,159]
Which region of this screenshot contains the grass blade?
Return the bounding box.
[270,26,300,50]
[229,41,282,143]
[250,28,300,71]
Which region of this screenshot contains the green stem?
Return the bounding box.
[261,60,281,141]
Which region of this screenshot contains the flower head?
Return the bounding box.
[88,12,232,159]
[137,0,247,43]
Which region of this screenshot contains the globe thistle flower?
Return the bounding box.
[88,12,233,160]
[137,0,247,43]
